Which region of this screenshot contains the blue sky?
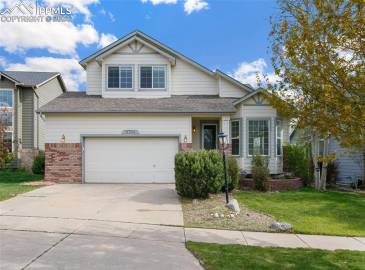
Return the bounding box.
[0,0,279,91]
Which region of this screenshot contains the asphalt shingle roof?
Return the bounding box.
[38,92,238,113]
[1,71,59,86]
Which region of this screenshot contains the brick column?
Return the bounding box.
[179,143,192,152]
[45,143,82,183]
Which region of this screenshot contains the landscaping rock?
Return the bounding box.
[226,199,240,213]
[214,213,219,218]
[270,222,293,231]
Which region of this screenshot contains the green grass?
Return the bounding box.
[187,242,365,270]
[235,188,365,236]
[0,170,44,201]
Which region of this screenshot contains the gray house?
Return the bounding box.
[290,129,364,184]
[0,71,66,169]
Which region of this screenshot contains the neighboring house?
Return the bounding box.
[290,129,364,183]
[0,71,66,169]
[38,30,289,184]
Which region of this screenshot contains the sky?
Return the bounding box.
[0,0,280,91]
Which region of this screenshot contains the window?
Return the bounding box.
[231,120,240,156]
[248,120,269,156]
[140,66,166,89]
[0,90,13,107]
[276,119,283,155]
[107,66,133,89]
[0,90,13,153]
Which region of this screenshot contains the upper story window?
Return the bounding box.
[140,66,166,89]
[107,66,133,90]
[248,119,269,156]
[231,120,240,156]
[0,90,13,108]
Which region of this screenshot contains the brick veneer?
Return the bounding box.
[45,143,82,183]
[240,177,303,191]
[179,143,192,152]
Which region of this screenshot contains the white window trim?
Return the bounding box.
[106,65,134,91]
[276,119,283,156]
[0,89,14,153]
[139,65,167,90]
[247,118,270,157]
[231,119,240,156]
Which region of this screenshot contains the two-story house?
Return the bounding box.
[38,31,289,183]
[0,71,66,169]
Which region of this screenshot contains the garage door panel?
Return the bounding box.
[84,137,178,183]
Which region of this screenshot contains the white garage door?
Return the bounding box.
[84,137,179,183]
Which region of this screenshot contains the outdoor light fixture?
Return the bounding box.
[192,126,196,133]
[218,132,229,204]
[183,135,188,143]
[60,134,66,143]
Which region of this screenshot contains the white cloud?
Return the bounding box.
[0,21,98,55]
[230,58,280,88]
[141,0,208,14]
[43,0,99,21]
[0,57,7,68]
[141,0,177,4]
[98,33,118,48]
[6,57,86,91]
[99,8,115,22]
[184,0,208,14]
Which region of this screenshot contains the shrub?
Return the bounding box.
[225,157,240,191]
[175,150,224,198]
[32,152,45,175]
[326,161,338,185]
[283,144,312,186]
[252,155,269,191]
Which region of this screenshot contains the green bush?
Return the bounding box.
[225,157,240,191]
[283,145,312,185]
[32,152,45,175]
[252,155,269,191]
[175,150,224,198]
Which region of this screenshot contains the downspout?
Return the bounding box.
[13,86,18,158]
[33,87,40,150]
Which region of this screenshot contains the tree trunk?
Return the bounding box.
[319,137,329,191]
[311,133,320,190]
[362,148,365,188]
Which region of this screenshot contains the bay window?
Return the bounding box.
[276,119,283,155]
[248,119,269,156]
[231,120,240,156]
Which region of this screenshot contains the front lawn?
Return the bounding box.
[235,188,365,236]
[0,170,44,201]
[187,242,365,270]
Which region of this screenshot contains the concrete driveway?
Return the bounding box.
[0,184,202,270]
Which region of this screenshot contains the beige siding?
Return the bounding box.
[35,78,64,150]
[0,77,15,88]
[45,113,192,144]
[86,61,102,95]
[234,104,287,174]
[219,78,247,98]
[102,53,171,98]
[171,59,218,95]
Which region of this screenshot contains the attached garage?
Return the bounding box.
[84,136,179,183]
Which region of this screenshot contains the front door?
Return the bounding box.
[202,124,218,150]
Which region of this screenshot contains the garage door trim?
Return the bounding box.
[81,133,181,183]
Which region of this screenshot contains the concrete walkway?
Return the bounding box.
[185,227,365,251]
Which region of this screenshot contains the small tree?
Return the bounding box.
[264,0,365,190]
[0,107,11,168]
[252,155,270,191]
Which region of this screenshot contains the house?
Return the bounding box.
[0,71,66,169]
[38,30,289,183]
[290,129,364,183]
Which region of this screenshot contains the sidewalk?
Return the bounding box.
[184,227,365,251]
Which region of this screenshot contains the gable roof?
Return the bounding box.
[233,89,263,105]
[79,30,253,93]
[38,92,238,114]
[0,71,67,91]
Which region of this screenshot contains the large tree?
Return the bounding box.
[265,0,365,190]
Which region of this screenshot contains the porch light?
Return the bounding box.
[60,134,66,143]
[192,126,196,133]
[183,135,188,143]
[218,132,229,204]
